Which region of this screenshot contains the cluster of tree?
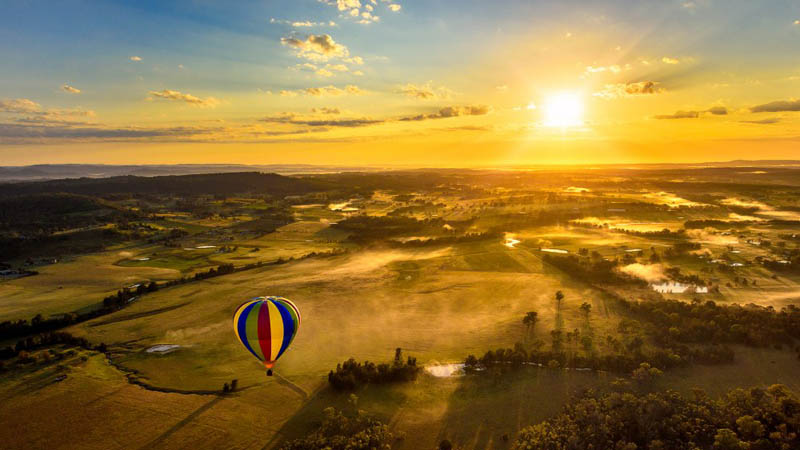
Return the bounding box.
[464,340,734,375]
[0,331,103,365]
[0,227,126,261]
[513,385,800,450]
[618,297,800,349]
[543,254,647,286]
[102,282,158,308]
[222,379,238,393]
[665,241,703,256]
[328,348,421,391]
[280,399,395,450]
[760,257,799,274]
[0,193,135,235]
[332,215,447,243]
[684,219,750,229]
[664,266,707,286]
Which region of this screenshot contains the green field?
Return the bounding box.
[2,169,800,449]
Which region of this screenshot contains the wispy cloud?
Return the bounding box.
[398,82,455,100]
[1,98,94,122]
[281,34,351,62]
[129,56,142,62]
[654,106,727,120]
[280,85,365,97]
[750,99,800,113]
[261,113,383,128]
[148,90,220,108]
[583,64,631,76]
[0,98,41,114]
[61,84,81,94]
[593,81,664,99]
[311,107,341,114]
[270,18,337,27]
[741,117,781,124]
[399,105,491,121]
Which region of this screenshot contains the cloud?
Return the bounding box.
[707,106,728,115]
[270,18,335,27]
[281,34,350,62]
[0,123,213,141]
[399,105,491,121]
[358,12,380,24]
[281,85,365,97]
[0,98,94,124]
[583,64,631,76]
[654,106,728,119]
[261,113,383,128]
[750,99,800,113]
[593,81,664,99]
[398,82,455,100]
[654,110,700,119]
[388,4,401,12]
[130,56,142,62]
[61,84,81,94]
[148,90,220,108]
[344,56,364,65]
[662,56,680,65]
[0,98,41,114]
[334,0,361,11]
[741,117,781,124]
[312,107,341,114]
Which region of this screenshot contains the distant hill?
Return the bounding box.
[0,193,129,233]
[0,164,379,182]
[0,172,325,197]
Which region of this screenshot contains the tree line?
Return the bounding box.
[513,384,800,450]
[328,348,422,391]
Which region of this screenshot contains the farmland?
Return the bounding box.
[1,167,800,449]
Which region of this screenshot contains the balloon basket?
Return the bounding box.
[266,369,273,377]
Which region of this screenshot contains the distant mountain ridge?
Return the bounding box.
[0,172,324,197]
[0,164,380,182]
[1,161,799,182]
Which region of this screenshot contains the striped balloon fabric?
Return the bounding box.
[233,296,300,374]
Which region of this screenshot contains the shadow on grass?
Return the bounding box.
[137,396,225,450]
[421,369,606,450]
[262,382,411,450]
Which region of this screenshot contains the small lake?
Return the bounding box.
[541,248,568,254]
[425,363,465,378]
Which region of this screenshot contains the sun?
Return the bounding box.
[543,92,584,128]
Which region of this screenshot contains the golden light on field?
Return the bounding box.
[542,92,584,128]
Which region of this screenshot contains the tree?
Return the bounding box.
[555,291,564,308]
[580,302,592,318]
[735,415,764,441]
[522,311,538,333]
[713,428,746,450]
[632,362,662,385]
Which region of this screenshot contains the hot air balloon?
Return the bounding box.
[233,296,300,376]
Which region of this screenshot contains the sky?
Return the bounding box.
[1,0,799,166]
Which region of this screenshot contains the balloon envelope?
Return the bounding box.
[233,296,300,369]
